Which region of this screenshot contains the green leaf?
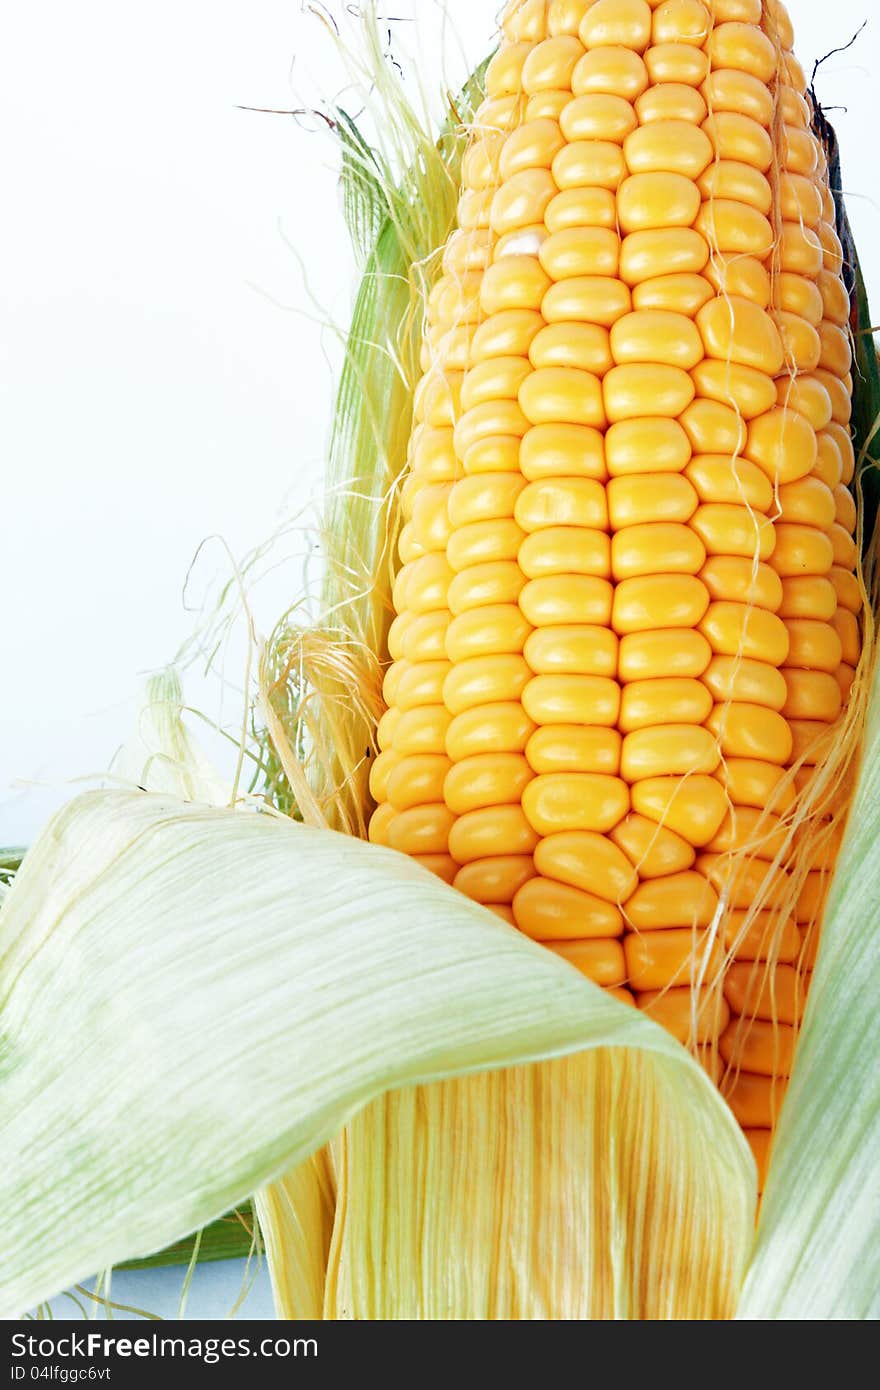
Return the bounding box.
[0,789,753,1318]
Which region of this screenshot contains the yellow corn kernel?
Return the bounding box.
[454,402,531,462]
[707,701,794,764]
[831,608,861,666]
[446,606,531,662]
[721,1020,796,1078]
[522,673,621,727]
[471,310,545,361]
[697,202,773,263]
[779,221,823,275]
[611,811,695,877]
[485,41,532,97]
[697,296,783,376]
[624,870,719,930]
[700,601,790,664]
[775,375,833,432]
[626,927,720,992]
[499,118,565,179]
[782,669,843,724]
[605,416,692,475]
[552,139,627,190]
[604,362,696,419]
[613,574,710,632]
[526,725,622,775]
[703,656,787,710]
[480,256,552,315]
[502,0,549,43]
[685,455,772,510]
[639,986,730,1044]
[724,962,805,1024]
[777,476,836,530]
[448,805,539,864]
[612,521,706,578]
[811,369,856,428]
[445,702,534,764]
[560,92,639,144]
[548,938,628,987]
[524,624,619,676]
[725,1073,788,1128]
[632,774,729,846]
[711,0,762,20]
[747,407,818,485]
[447,518,525,572]
[580,0,653,51]
[818,268,851,326]
[442,655,531,714]
[703,253,771,309]
[679,398,747,455]
[778,574,838,621]
[699,853,791,910]
[619,677,712,731]
[773,272,824,327]
[447,562,525,615]
[519,527,612,579]
[448,473,526,527]
[460,359,533,412]
[534,830,639,903]
[529,321,614,376]
[724,909,801,963]
[368,801,398,847]
[522,31,584,88]
[515,476,609,530]
[631,272,714,316]
[610,309,704,369]
[394,661,451,711]
[702,112,773,172]
[769,523,834,579]
[393,706,452,758]
[700,556,783,612]
[691,503,776,561]
[607,473,698,526]
[520,422,607,480]
[538,227,621,281]
[634,82,708,125]
[523,772,630,834]
[387,803,456,856]
[701,68,773,126]
[618,627,712,681]
[691,360,778,419]
[396,612,447,664]
[454,855,537,904]
[620,228,709,284]
[513,876,624,941]
[697,161,771,218]
[708,805,787,859]
[525,90,572,121]
[707,22,777,82]
[785,617,844,673]
[621,725,720,780]
[543,274,633,326]
[645,42,709,88]
[443,753,534,816]
[520,574,614,627]
[716,758,795,816]
[572,44,649,98]
[545,185,618,233]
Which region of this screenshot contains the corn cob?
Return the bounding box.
[368,0,862,1178]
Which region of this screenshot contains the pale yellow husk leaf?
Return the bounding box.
[0,788,753,1319]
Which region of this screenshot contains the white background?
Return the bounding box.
[4,0,877,1321]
